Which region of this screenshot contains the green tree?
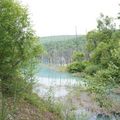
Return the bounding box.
[86,14,116,66]
[85,13,120,108]
[0,0,42,97]
[72,51,84,62]
[0,0,43,119]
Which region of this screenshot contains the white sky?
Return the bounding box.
[20,0,120,37]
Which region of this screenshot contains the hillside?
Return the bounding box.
[40,35,86,43]
[40,35,86,65]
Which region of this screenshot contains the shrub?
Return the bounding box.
[72,51,84,62]
[85,64,101,75]
[67,62,86,73]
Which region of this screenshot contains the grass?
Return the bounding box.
[23,92,63,120]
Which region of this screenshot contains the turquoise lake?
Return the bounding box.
[33,65,120,120]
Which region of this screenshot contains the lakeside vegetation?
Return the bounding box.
[67,13,120,110]
[0,0,120,120]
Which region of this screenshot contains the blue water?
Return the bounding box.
[37,65,79,79]
[34,65,84,97]
[34,65,120,120]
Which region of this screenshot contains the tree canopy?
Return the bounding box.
[0,0,43,96]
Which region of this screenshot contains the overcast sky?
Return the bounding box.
[20,0,119,37]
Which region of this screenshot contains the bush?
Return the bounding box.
[85,64,101,75]
[72,51,84,62]
[67,62,86,73]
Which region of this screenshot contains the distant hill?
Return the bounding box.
[39,35,86,43]
[40,35,86,65]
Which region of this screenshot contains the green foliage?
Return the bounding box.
[77,112,90,120]
[0,0,42,96]
[107,47,120,84]
[24,93,48,112]
[91,42,112,67]
[86,30,100,51]
[85,64,101,75]
[17,92,63,120]
[0,0,43,119]
[97,13,115,31]
[86,13,120,80]
[67,62,86,73]
[67,50,86,73]
[95,69,114,86]
[90,38,120,87]
[65,111,76,120]
[84,13,120,108]
[72,51,84,62]
[40,35,86,64]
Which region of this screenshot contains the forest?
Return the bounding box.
[40,35,86,65]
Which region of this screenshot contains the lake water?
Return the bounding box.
[34,65,120,120]
[34,65,85,97]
